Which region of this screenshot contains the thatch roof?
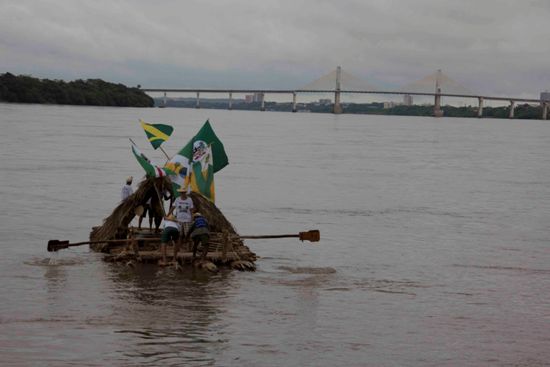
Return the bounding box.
[90,177,238,243]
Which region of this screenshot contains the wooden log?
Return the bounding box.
[106,251,255,264]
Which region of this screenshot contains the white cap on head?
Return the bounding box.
[126,176,133,183]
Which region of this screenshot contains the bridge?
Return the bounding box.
[141,67,548,119]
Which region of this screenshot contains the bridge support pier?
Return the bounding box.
[333,91,342,114]
[478,97,484,118]
[543,103,548,120]
[333,66,342,114]
[433,89,443,117]
[228,92,233,110]
[196,92,200,109]
[260,93,265,111]
[163,92,167,107]
[509,100,515,119]
[292,92,297,112]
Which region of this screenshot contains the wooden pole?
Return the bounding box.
[130,138,170,162]
[153,180,167,217]
[240,230,320,242]
[47,237,161,251]
[159,146,170,161]
[240,234,300,239]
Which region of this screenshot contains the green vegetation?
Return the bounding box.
[155,98,545,119]
[0,73,154,107]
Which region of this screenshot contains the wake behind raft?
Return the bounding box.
[47,177,320,272]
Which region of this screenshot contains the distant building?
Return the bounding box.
[403,94,413,106]
[244,95,254,103]
[253,92,264,103]
[319,98,332,105]
[383,102,396,109]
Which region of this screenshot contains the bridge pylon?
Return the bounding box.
[333,66,343,114]
[433,70,443,117]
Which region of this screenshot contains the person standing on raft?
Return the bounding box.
[138,197,153,231]
[169,187,194,231]
[186,212,210,262]
[121,176,133,201]
[159,214,180,266]
[168,187,195,260]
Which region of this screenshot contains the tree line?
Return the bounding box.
[156,98,544,119]
[0,73,154,107]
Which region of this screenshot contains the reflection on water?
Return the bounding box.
[44,261,67,290]
[48,251,59,265]
[452,263,550,275]
[104,264,233,366]
[24,256,87,267]
[278,266,337,274]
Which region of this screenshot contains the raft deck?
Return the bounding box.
[97,227,257,271]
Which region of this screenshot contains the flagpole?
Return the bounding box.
[159,146,170,161]
[153,180,167,217]
[131,137,170,163]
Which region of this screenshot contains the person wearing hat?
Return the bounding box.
[186,212,210,261]
[168,186,195,236]
[121,176,133,201]
[159,214,181,266]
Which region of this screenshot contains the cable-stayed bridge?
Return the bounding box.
[142,67,548,119]
[398,70,473,96]
[300,67,380,91]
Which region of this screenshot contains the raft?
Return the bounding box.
[88,177,257,271]
[95,228,257,271]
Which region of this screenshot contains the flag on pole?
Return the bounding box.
[131,143,172,178]
[164,120,228,202]
[140,119,174,149]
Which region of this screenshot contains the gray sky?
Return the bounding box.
[1,0,549,98]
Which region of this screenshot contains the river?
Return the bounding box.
[1,103,549,366]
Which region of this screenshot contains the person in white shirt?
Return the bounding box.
[159,214,181,266]
[169,187,195,236]
[121,176,133,201]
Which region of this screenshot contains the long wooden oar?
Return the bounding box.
[47,238,158,252]
[240,230,320,242]
[47,230,320,252]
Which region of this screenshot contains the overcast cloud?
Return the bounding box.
[1,0,549,98]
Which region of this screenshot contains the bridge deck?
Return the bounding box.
[141,88,541,103]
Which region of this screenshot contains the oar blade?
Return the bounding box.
[47,240,70,252]
[299,230,320,242]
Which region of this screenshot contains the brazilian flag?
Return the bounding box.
[140,119,174,149]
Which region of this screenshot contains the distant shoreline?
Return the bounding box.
[0,73,154,107]
[154,98,546,120]
[1,73,545,119]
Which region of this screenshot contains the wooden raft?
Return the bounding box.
[99,228,257,271]
[88,178,257,271]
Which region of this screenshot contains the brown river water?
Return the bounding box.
[1,103,549,366]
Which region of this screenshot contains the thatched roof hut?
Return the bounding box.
[89,177,256,271]
[89,177,239,250]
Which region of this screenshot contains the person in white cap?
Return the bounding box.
[121,176,133,201]
[168,186,195,236]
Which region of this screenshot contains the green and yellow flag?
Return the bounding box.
[140,119,174,149]
[131,142,173,178]
[164,120,228,202]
